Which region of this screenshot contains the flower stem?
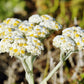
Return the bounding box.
[40,61,63,84]
[40,50,75,84]
[78,50,83,67]
[26,71,34,84]
[21,56,34,84]
[40,50,64,84]
[59,65,64,84]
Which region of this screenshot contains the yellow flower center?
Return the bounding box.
[16,21,20,24]
[73,30,77,33]
[63,40,66,43]
[42,16,49,20]
[21,50,25,54]
[35,46,38,49]
[14,49,18,53]
[8,28,12,32]
[55,25,58,29]
[60,37,64,40]
[19,26,22,29]
[0,25,2,28]
[9,47,13,50]
[34,40,37,43]
[77,42,80,45]
[45,17,49,20]
[6,19,10,24]
[19,43,23,47]
[23,43,27,46]
[1,45,3,48]
[42,32,45,35]
[34,35,38,38]
[3,39,6,42]
[13,23,17,26]
[37,43,40,46]
[36,28,40,31]
[2,32,5,35]
[67,34,70,37]
[29,27,32,29]
[75,34,79,37]
[30,24,34,26]
[21,28,24,31]
[24,28,28,32]
[43,27,46,29]
[38,32,41,35]
[30,34,34,37]
[82,39,84,43]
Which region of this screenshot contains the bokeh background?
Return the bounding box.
[0,0,84,84]
[0,0,84,28]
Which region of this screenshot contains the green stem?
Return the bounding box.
[40,50,75,84]
[40,61,63,84]
[40,51,64,84]
[21,56,34,84]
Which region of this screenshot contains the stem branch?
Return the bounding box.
[40,61,63,84]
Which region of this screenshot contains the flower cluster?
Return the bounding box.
[0,36,43,57]
[3,18,21,27]
[18,20,49,38]
[0,14,62,57]
[53,35,75,52]
[62,26,84,50]
[53,26,84,52]
[29,14,62,31]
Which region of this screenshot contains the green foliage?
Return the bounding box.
[36,0,59,14]
[70,0,84,27]
[80,11,84,28]
[36,0,84,27]
[77,73,84,84]
[60,0,65,16]
[80,73,84,79]
[0,0,25,21]
[70,0,84,19]
[78,78,84,84]
[0,0,84,27]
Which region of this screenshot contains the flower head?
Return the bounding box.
[53,35,76,51]
[29,14,42,24]
[26,37,44,56]
[62,26,82,39]
[62,26,84,50]
[0,14,62,58]
[3,18,21,26]
[41,14,54,21]
[40,20,62,31]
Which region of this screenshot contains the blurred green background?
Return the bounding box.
[0,0,84,28]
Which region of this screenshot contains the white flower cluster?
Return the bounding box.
[53,26,84,51]
[18,20,49,38]
[53,35,75,51]
[18,14,62,38]
[29,14,62,31]
[0,36,43,57]
[3,18,21,26]
[0,23,23,39]
[62,26,84,50]
[26,37,43,56]
[0,14,62,57]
